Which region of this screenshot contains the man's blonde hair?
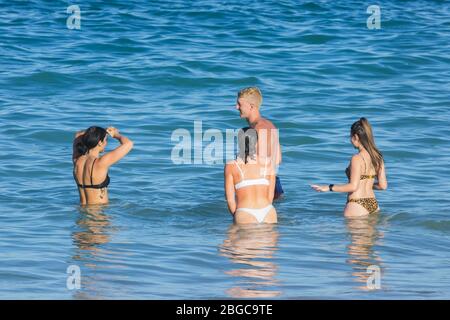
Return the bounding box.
[237,87,263,108]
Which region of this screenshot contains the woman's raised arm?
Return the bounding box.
[98,127,134,168]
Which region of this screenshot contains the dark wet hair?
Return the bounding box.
[351,118,383,172]
[76,126,107,155]
[237,127,258,164]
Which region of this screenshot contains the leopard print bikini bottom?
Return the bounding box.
[347,197,379,214]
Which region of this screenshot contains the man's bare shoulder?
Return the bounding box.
[255,117,277,130]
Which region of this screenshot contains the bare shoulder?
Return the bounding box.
[73,155,85,167]
[225,160,236,173]
[97,154,112,168]
[255,117,277,130]
[351,154,363,163]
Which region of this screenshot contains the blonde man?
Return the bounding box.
[235,87,284,199]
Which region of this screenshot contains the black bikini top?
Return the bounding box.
[73,158,110,189]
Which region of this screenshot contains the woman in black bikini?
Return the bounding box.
[72,126,133,205]
[311,118,387,217]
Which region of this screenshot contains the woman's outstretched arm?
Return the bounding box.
[311,155,362,193]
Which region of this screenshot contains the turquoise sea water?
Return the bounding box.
[1,0,450,299]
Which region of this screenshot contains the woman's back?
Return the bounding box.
[72,126,133,206]
[224,127,277,224]
[346,151,379,200]
[73,155,110,205]
[231,158,275,209]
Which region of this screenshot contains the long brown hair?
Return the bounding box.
[351,118,383,172]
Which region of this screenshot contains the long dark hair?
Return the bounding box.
[237,127,258,164]
[76,126,107,155]
[351,118,383,172]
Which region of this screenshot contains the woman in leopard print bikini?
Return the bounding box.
[311,118,388,217]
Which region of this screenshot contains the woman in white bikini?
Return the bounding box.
[224,127,277,224]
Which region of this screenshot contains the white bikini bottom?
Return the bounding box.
[235,205,274,223]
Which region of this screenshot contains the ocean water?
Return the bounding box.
[0,0,450,299]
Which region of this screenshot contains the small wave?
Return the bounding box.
[419,220,450,233]
[8,71,76,86]
[298,34,337,45]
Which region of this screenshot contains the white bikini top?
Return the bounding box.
[234,158,270,190]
